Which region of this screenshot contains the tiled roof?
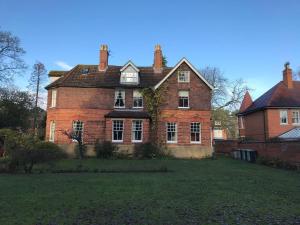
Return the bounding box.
[238,81,300,115]
[239,91,253,112]
[104,110,150,119]
[48,70,68,77]
[278,127,300,139]
[46,65,172,89]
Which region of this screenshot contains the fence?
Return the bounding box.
[214,139,300,164]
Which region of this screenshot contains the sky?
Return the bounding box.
[1,0,300,100]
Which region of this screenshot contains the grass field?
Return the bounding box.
[0,157,299,225]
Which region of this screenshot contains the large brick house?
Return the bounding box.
[237,63,300,141]
[45,45,213,158]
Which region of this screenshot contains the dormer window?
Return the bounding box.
[120,61,140,84]
[81,68,89,74]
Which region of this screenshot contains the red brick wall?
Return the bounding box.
[46,61,212,149]
[214,140,300,164]
[243,111,266,141]
[266,109,299,138]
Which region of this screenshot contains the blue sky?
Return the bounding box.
[1,0,300,99]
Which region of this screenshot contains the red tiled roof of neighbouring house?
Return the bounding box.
[238,81,300,115]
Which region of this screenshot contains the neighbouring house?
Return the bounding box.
[45,44,213,158]
[237,63,300,141]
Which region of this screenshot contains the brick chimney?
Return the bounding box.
[283,62,293,89]
[99,44,108,71]
[153,44,163,73]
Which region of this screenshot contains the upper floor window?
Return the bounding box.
[166,122,177,143]
[178,91,189,108]
[280,110,288,125]
[133,90,143,108]
[239,116,244,129]
[120,63,139,84]
[51,89,57,107]
[49,121,55,142]
[114,89,125,108]
[178,71,190,83]
[132,120,143,142]
[112,120,124,142]
[292,111,300,124]
[72,120,84,142]
[191,122,201,143]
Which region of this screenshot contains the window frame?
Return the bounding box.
[133,90,143,108]
[131,120,143,143]
[239,116,244,129]
[114,89,125,108]
[120,72,139,84]
[280,110,288,125]
[166,122,177,143]
[72,120,84,142]
[190,122,201,144]
[178,71,190,83]
[112,119,124,143]
[292,110,300,125]
[51,89,57,108]
[178,90,190,109]
[49,121,55,142]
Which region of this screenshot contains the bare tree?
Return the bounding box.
[28,62,47,134]
[0,29,27,84]
[61,128,85,160]
[200,66,250,110]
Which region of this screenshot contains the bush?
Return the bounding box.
[257,156,298,170]
[0,129,66,173]
[74,144,87,159]
[95,141,118,159]
[133,142,168,159]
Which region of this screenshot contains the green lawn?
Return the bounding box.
[0,157,299,225]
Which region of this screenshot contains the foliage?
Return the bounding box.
[0,129,65,173]
[133,142,169,159]
[200,66,250,110]
[28,62,47,135]
[212,108,238,139]
[257,156,298,170]
[141,85,167,144]
[94,140,118,159]
[0,87,35,130]
[162,55,168,67]
[0,29,27,85]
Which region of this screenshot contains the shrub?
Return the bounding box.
[133,142,168,159]
[257,156,298,170]
[0,129,66,173]
[74,144,87,159]
[95,140,118,159]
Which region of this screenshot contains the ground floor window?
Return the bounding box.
[190,122,201,143]
[72,120,84,142]
[49,121,55,142]
[132,120,143,142]
[166,122,177,143]
[112,120,124,142]
[292,111,300,124]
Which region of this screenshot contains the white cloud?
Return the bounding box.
[55,61,73,70]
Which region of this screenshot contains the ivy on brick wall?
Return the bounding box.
[141,84,167,145]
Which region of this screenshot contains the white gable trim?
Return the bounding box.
[120,60,140,72]
[154,58,214,90]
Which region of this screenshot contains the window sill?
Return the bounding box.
[178,107,190,109]
[167,141,177,144]
[292,123,300,125]
[114,107,125,109]
[132,140,142,143]
[280,123,288,125]
[190,141,201,144]
[133,107,143,109]
[112,140,123,143]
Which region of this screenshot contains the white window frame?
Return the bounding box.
[131,120,143,143]
[280,110,288,125]
[166,122,177,143]
[239,116,244,129]
[51,89,57,108]
[190,122,201,144]
[112,119,124,143]
[120,72,139,84]
[49,121,55,142]
[114,89,125,108]
[133,90,143,108]
[292,110,300,125]
[72,120,84,142]
[178,71,190,83]
[178,91,189,109]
